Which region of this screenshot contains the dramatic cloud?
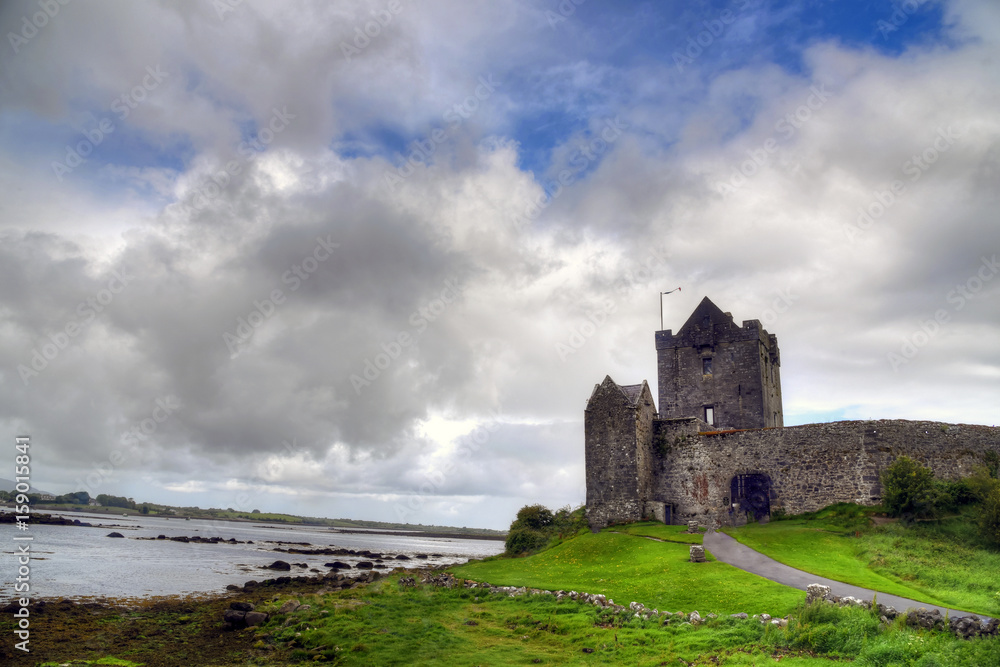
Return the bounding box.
[1,0,997,528]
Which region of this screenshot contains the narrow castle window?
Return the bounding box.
[704,406,714,426]
[703,358,712,375]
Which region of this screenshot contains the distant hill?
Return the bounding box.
[0,478,54,496]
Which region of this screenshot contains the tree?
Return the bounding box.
[67,491,90,505]
[504,504,555,556]
[881,456,935,522]
[966,467,1000,547]
[979,483,1000,547]
[513,504,554,530]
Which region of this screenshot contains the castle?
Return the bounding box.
[584,296,1000,529]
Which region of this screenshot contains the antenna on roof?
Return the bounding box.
[660,288,681,331]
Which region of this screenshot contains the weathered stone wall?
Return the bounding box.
[584,377,656,529]
[650,418,1000,526]
[634,383,657,507]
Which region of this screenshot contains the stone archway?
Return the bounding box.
[731,473,771,522]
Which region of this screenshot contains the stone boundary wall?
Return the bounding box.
[651,418,1000,526]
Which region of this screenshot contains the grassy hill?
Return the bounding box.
[723,504,1000,617]
[453,523,803,616]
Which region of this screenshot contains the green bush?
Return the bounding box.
[504,527,549,555]
[932,478,977,514]
[881,456,935,522]
[984,450,999,479]
[513,504,554,530]
[978,483,1000,547]
[503,504,587,556]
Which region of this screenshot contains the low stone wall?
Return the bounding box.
[651,418,1000,526]
[806,584,998,640]
[426,575,998,641]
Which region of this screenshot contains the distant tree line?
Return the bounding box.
[95,494,136,509]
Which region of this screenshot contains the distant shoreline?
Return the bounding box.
[329,528,506,541]
[1,505,507,540]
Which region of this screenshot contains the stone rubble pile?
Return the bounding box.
[688,545,707,563]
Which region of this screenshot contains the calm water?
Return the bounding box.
[0,511,504,601]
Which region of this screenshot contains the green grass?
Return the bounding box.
[254,576,1000,666]
[610,520,705,544]
[454,528,803,616]
[724,509,1000,617]
[259,579,844,665]
[39,659,143,666]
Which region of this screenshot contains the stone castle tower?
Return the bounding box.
[655,296,782,429]
[584,378,658,528]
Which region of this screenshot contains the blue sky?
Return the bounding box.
[1,0,998,528]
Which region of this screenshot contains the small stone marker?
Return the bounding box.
[687,520,699,534]
[689,545,706,562]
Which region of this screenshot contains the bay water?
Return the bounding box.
[0,511,504,602]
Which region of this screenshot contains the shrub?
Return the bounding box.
[881,456,935,522]
[978,482,1000,547]
[933,478,977,514]
[514,504,554,530]
[985,450,999,479]
[504,504,587,556]
[504,527,549,555]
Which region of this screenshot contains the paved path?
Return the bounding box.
[703,530,992,621]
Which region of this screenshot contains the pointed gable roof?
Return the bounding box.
[620,383,643,405]
[586,376,654,411]
[675,296,741,338]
